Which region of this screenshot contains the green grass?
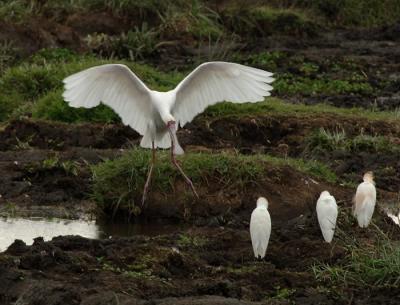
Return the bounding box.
[177,233,208,248]
[32,89,120,123]
[313,224,400,288]
[312,0,400,27]
[275,74,374,96]
[204,98,400,122]
[304,127,400,156]
[0,57,183,122]
[0,48,396,124]
[91,148,336,213]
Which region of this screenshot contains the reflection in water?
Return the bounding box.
[0,217,181,252]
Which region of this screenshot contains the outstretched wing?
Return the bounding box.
[172,62,274,127]
[63,64,152,135]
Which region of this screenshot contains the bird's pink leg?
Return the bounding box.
[167,121,199,198]
[141,141,156,206]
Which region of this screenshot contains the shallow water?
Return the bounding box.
[0,217,181,252]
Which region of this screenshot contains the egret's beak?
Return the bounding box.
[167,120,178,148]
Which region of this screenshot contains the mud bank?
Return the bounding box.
[0,115,399,220]
[0,207,399,305]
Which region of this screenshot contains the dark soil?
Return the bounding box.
[1,10,400,305]
[1,113,399,213]
[1,213,398,305]
[0,115,399,304]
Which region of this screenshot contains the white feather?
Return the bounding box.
[316,191,338,243]
[63,64,152,136]
[62,62,274,151]
[250,197,272,258]
[173,62,274,127]
[353,179,376,228]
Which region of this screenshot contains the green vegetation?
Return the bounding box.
[85,23,161,60]
[272,286,296,300]
[0,60,393,123]
[177,233,207,248]
[0,39,18,75]
[24,155,80,176]
[0,57,183,122]
[305,128,400,156]
[32,89,119,123]
[274,74,374,96]
[226,265,258,275]
[313,224,400,288]
[91,148,336,213]
[204,98,400,122]
[312,0,400,27]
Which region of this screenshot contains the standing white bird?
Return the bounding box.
[62,62,274,205]
[250,197,272,259]
[353,171,376,228]
[316,191,338,243]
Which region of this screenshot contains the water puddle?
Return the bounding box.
[0,217,181,252]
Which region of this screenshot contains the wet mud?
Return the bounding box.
[1,13,400,304]
[0,114,399,304]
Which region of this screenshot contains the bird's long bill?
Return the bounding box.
[167,122,184,155]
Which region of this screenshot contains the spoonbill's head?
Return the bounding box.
[256,197,269,209]
[363,171,374,184]
[162,112,175,125]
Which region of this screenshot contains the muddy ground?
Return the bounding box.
[1,10,400,305]
[1,113,399,218]
[0,112,400,304]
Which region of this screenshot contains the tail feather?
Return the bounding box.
[255,242,267,259]
[140,131,153,148]
[140,130,184,155]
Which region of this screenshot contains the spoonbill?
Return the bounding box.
[250,197,272,259]
[62,62,274,204]
[353,171,376,228]
[316,191,338,243]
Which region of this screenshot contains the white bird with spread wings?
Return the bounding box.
[63,62,274,204]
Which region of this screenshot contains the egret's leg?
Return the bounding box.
[167,123,199,198]
[142,141,156,206]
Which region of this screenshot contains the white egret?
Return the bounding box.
[63,62,274,204]
[316,191,338,243]
[250,197,271,259]
[353,171,376,228]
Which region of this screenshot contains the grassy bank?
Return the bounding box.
[91,148,336,213]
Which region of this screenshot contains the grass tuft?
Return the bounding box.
[91,148,337,213]
[313,224,400,288]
